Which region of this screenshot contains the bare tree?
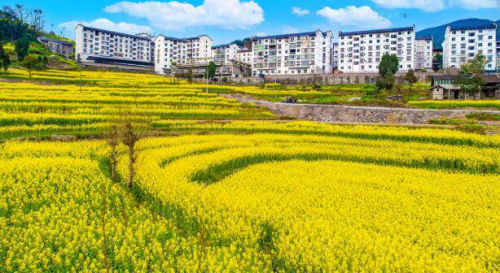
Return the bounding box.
[107,124,120,182]
[122,123,140,188]
[14,4,26,24]
[30,9,44,32]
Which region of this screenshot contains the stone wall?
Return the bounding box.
[230,72,432,86]
[225,95,499,125]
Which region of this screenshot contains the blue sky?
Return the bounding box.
[4,0,499,44]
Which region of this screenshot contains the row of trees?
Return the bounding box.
[375,52,489,96]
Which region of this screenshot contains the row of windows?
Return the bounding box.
[340,37,413,46]
[450,43,495,49]
[340,64,413,70]
[341,56,412,64]
[254,36,318,45]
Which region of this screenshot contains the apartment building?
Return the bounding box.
[338,26,416,73]
[414,37,433,70]
[37,37,74,58]
[496,41,500,72]
[75,24,154,68]
[236,48,253,65]
[154,34,212,75]
[442,24,497,71]
[212,43,240,65]
[251,30,334,76]
[332,42,339,70]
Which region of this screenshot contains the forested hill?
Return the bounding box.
[417,18,500,50]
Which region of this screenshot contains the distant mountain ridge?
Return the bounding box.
[417,18,499,50]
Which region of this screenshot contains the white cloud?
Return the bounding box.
[371,0,499,11]
[292,7,310,16]
[449,0,500,9]
[317,6,391,29]
[371,0,446,12]
[58,18,152,38]
[282,26,299,34]
[254,32,268,37]
[104,0,264,30]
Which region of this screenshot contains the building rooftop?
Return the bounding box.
[37,37,73,46]
[449,23,496,31]
[252,31,321,41]
[435,84,460,90]
[339,26,414,37]
[416,36,433,41]
[432,74,500,84]
[238,48,252,53]
[158,34,212,42]
[79,25,153,40]
[212,43,235,49]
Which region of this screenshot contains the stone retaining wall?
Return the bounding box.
[230,72,432,85]
[226,95,499,125]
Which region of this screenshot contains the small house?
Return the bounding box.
[37,37,74,58]
[430,74,500,100]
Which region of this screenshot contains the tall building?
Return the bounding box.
[212,43,240,65]
[338,26,416,73]
[496,41,500,72]
[251,30,334,76]
[442,24,497,71]
[154,34,213,75]
[75,24,154,68]
[236,48,253,65]
[414,37,433,70]
[332,42,339,70]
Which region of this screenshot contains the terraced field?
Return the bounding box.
[0,70,275,140]
[0,69,498,272]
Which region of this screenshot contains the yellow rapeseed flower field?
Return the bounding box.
[0,69,498,271]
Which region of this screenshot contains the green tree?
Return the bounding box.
[460,54,487,75]
[14,35,29,61]
[454,76,485,98]
[379,54,399,77]
[205,61,217,80]
[375,73,396,94]
[0,42,11,72]
[404,69,418,87]
[376,54,399,94]
[20,55,45,79]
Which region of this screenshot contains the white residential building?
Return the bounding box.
[414,37,433,70]
[236,48,253,65]
[496,41,500,72]
[252,30,334,76]
[154,34,213,75]
[332,42,339,70]
[442,24,497,71]
[212,43,240,65]
[75,24,154,68]
[338,26,416,73]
